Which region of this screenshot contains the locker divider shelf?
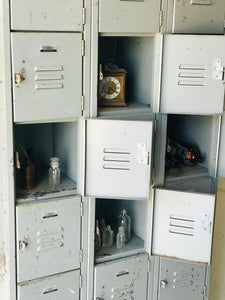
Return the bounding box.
[165,165,208,182]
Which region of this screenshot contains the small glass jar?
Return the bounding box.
[102,225,114,248]
[117,226,125,249]
[49,157,60,189]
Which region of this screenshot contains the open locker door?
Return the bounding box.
[85,119,153,199]
[152,189,215,264]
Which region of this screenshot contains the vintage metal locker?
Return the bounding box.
[16,196,81,282]
[18,270,80,300]
[11,32,82,123]
[10,0,83,32]
[99,0,161,33]
[85,119,153,199]
[152,189,215,264]
[94,254,149,300]
[160,35,225,115]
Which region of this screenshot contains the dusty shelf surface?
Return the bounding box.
[165,165,208,182]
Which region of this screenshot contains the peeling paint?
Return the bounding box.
[0,246,7,288]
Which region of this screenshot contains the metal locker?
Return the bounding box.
[94,254,149,300]
[99,0,161,33]
[11,32,82,123]
[172,0,225,34]
[18,270,80,300]
[16,196,81,283]
[10,0,83,32]
[85,119,153,199]
[160,35,225,115]
[152,189,215,264]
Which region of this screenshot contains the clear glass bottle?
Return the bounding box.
[95,220,101,250]
[102,225,114,248]
[117,209,131,242]
[117,226,125,249]
[49,157,60,189]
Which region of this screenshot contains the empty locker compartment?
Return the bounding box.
[97,35,162,118]
[99,0,160,33]
[15,121,80,202]
[11,32,82,123]
[11,0,83,32]
[94,198,152,264]
[94,254,149,300]
[16,196,81,282]
[160,35,225,115]
[18,270,80,300]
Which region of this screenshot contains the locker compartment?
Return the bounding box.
[11,0,83,32]
[160,35,225,115]
[11,32,82,123]
[16,196,81,283]
[98,35,161,117]
[18,270,80,300]
[94,198,151,264]
[151,256,210,300]
[94,254,148,300]
[152,189,215,264]
[85,119,153,199]
[15,122,79,202]
[99,0,160,33]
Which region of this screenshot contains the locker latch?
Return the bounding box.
[160,280,168,289]
[19,237,29,251]
[15,73,25,84]
[212,58,224,81]
[137,143,150,165]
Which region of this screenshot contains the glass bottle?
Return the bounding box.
[117,226,125,249]
[102,225,114,248]
[117,209,131,242]
[49,157,60,189]
[95,220,101,250]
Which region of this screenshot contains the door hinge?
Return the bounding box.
[79,249,83,263]
[82,7,86,25]
[147,259,151,273]
[81,40,85,56]
[159,10,163,27]
[203,286,207,298]
[81,95,85,113]
[80,201,84,216]
[79,275,82,289]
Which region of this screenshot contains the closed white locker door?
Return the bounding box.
[152,189,215,264]
[11,0,83,32]
[85,119,153,199]
[160,35,225,115]
[94,254,148,300]
[172,0,225,34]
[99,0,160,33]
[18,270,80,300]
[16,196,81,282]
[11,32,82,123]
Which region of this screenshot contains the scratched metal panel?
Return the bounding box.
[18,270,80,300]
[11,32,82,123]
[16,196,81,282]
[94,254,148,299]
[11,0,83,31]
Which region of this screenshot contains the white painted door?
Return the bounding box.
[11,32,82,123]
[160,35,225,114]
[11,0,83,31]
[99,0,160,33]
[16,196,81,282]
[18,270,80,300]
[152,189,215,264]
[85,119,153,199]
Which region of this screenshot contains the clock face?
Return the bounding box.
[99,76,121,100]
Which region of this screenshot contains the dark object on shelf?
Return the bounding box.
[166,139,204,169]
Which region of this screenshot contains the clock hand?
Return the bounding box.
[108,86,118,94]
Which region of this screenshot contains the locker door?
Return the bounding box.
[16,196,81,282]
[152,189,215,264]
[172,0,225,34]
[85,119,153,199]
[94,254,148,300]
[99,0,160,33]
[11,0,83,32]
[18,270,80,300]
[157,258,207,300]
[160,35,225,115]
[11,32,82,123]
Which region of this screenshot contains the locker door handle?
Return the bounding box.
[96,298,104,300]
[19,239,28,251]
[160,280,168,289]
[15,73,25,84]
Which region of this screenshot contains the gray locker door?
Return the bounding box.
[99,0,160,33]
[158,258,207,300]
[172,0,225,34]
[16,196,81,283]
[160,35,225,115]
[152,189,215,264]
[11,32,82,123]
[11,0,83,32]
[18,270,80,300]
[94,254,148,300]
[85,119,153,199]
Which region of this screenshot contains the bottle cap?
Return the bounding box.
[50,157,59,169]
